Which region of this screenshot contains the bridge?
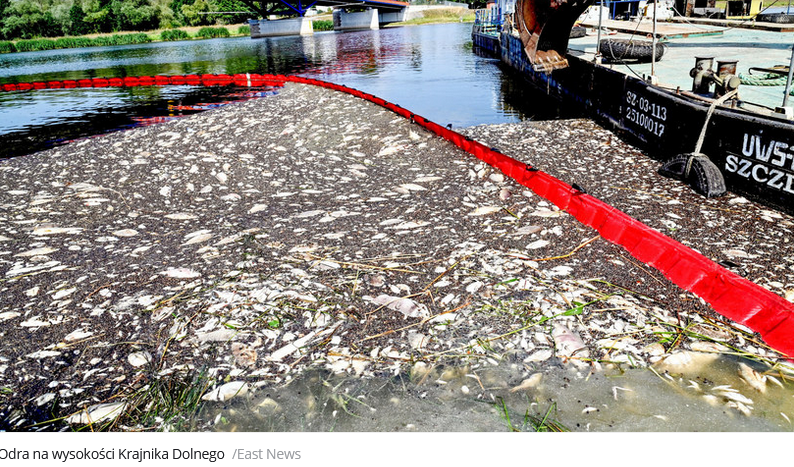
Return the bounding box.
[238,0,412,36]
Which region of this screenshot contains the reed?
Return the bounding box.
[313,20,334,31]
[14,39,57,52]
[196,27,231,39]
[161,29,191,41]
[91,33,152,46]
[237,25,251,35]
[53,37,95,49]
[0,41,17,54]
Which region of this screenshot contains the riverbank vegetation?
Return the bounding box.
[0,0,482,54]
[0,0,253,40]
[393,7,475,25]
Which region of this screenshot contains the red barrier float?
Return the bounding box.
[2,72,791,357]
[276,74,794,358]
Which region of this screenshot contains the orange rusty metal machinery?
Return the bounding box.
[514,0,593,72]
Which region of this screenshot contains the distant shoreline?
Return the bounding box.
[0,9,475,55]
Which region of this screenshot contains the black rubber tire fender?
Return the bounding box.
[599,38,666,63]
[659,153,726,198]
[570,26,586,38]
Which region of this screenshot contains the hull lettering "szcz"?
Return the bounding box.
[726,154,794,194]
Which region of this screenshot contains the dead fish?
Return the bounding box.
[372,295,429,319]
[552,324,588,358]
[468,206,502,216]
[165,213,198,220]
[509,373,543,392]
[738,362,767,393]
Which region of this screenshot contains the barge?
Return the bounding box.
[473,0,794,213]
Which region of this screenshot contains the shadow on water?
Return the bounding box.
[0,24,567,158]
[200,354,794,432]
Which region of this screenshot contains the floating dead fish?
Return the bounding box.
[64,329,93,342]
[112,229,138,237]
[52,287,76,300]
[510,373,543,392]
[378,144,406,156]
[26,350,62,359]
[249,204,268,214]
[398,183,427,191]
[165,213,198,220]
[468,206,502,216]
[67,402,127,425]
[183,232,213,246]
[162,268,201,279]
[526,239,550,250]
[202,381,250,402]
[552,324,588,358]
[15,247,58,257]
[414,176,441,183]
[232,343,258,368]
[32,226,82,235]
[127,351,152,368]
[738,362,767,393]
[372,295,429,319]
[220,193,241,202]
[722,249,756,259]
[530,209,562,218]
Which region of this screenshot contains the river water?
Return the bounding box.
[0,23,567,158]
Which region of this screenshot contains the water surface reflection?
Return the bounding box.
[203,355,794,432]
[0,24,572,157]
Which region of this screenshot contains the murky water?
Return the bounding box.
[0,23,569,157]
[202,355,794,432]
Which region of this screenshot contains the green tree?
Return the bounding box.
[180,0,213,26]
[2,0,62,39]
[0,0,10,39]
[112,0,158,30]
[67,3,91,35]
[212,0,252,24]
[82,0,114,33]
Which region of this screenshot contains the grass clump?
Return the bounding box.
[197,27,231,39]
[161,29,190,41]
[237,25,251,35]
[495,397,568,432]
[53,37,94,49]
[313,20,334,31]
[397,7,475,25]
[0,41,17,53]
[120,370,212,430]
[92,33,152,47]
[14,39,57,52]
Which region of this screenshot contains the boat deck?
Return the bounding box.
[567,25,794,112]
[669,16,794,33]
[578,18,726,38]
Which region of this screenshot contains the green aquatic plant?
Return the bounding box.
[14,39,57,52]
[313,20,334,31]
[120,369,212,431]
[0,41,17,53]
[197,27,231,39]
[161,29,190,41]
[495,397,568,432]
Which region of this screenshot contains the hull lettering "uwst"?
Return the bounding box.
[725,133,794,194]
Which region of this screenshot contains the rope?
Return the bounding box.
[739,72,789,86]
[687,88,738,177]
